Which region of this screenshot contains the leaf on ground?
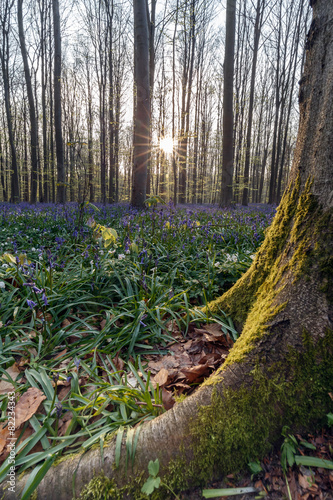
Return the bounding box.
[152,368,171,388]
[0,364,20,394]
[0,426,33,464]
[181,364,210,383]
[298,473,313,490]
[161,388,175,410]
[53,348,67,360]
[58,412,73,436]
[61,318,72,328]
[15,387,46,428]
[112,352,125,371]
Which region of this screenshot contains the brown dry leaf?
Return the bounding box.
[58,385,71,401]
[200,323,224,337]
[112,352,125,371]
[58,411,73,436]
[168,382,191,393]
[100,319,107,330]
[0,425,33,464]
[15,387,46,428]
[0,364,20,394]
[161,388,175,410]
[298,473,313,490]
[53,348,67,360]
[61,318,72,328]
[181,364,210,383]
[152,368,177,389]
[153,368,170,387]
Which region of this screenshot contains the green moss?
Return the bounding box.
[163,330,333,491]
[205,178,301,327]
[205,177,332,367]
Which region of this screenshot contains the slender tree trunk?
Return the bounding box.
[220,0,236,207]
[131,0,150,208]
[241,0,265,206]
[0,7,20,202]
[53,0,65,203]
[18,0,38,204]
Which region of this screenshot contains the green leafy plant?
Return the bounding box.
[141,459,180,498]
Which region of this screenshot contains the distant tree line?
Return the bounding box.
[0,0,310,206]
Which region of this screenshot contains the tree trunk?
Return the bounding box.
[18,0,38,204]
[3,2,333,498]
[220,0,236,207]
[241,0,265,206]
[53,0,65,204]
[131,0,150,208]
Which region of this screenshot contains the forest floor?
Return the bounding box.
[182,424,333,500]
[139,319,333,500]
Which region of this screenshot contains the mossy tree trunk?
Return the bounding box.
[2,1,333,498]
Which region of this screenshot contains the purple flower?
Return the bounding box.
[27,299,37,310]
[53,402,63,418]
[74,357,80,370]
[42,292,48,306]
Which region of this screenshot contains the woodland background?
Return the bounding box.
[0,0,310,206]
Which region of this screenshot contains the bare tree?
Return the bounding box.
[131,0,150,208]
[0,0,20,202]
[220,0,236,207]
[52,0,65,203]
[17,0,38,204]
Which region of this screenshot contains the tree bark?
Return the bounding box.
[131,0,150,208]
[18,0,38,204]
[53,0,65,204]
[2,2,333,498]
[220,0,236,207]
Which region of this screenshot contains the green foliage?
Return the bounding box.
[280,426,298,471]
[0,202,273,497]
[141,460,161,495]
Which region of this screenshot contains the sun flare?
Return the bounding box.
[159,136,175,154]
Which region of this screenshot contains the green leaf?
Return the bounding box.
[148,458,160,478]
[20,453,55,500]
[327,412,333,427]
[300,440,316,450]
[295,455,333,469]
[141,476,161,495]
[248,460,262,475]
[202,487,258,498]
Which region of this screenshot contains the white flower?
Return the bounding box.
[31,247,36,251]
[0,281,5,289]
[2,264,9,269]
[250,254,256,260]
[225,254,238,263]
[214,261,221,267]
[99,250,104,255]
[118,253,126,260]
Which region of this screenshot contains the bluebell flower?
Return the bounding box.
[74,357,80,370]
[27,299,37,310]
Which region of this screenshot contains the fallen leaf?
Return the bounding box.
[161,388,175,410]
[0,426,34,464]
[61,318,72,328]
[53,348,67,360]
[181,364,210,383]
[153,368,170,388]
[298,473,314,490]
[0,364,20,394]
[15,387,46,428]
